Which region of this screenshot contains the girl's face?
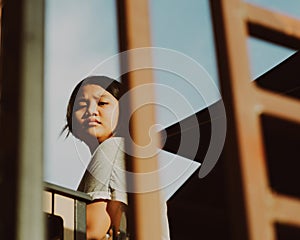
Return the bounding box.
[72,84,119,144]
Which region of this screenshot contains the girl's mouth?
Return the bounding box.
[84,117,101,126]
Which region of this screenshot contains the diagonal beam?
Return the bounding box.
[246,3,300,49]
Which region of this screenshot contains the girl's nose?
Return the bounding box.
[87,102,99,116]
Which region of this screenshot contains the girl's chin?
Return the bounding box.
[74,132,98,142]
[83,133,111,143]
[74,129,113,143]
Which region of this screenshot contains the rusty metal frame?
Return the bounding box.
[116,1,163,240]
[210,0,300,240]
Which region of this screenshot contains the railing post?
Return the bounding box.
[74,200,87,240]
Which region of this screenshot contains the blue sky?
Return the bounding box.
[44,0,299,189]
[44,0,120,188]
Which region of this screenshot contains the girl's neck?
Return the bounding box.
[86,135,115,154]
[86,139,100,154]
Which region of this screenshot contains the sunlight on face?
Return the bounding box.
[72,84,119,144]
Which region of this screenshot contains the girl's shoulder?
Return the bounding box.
[93,137,124,155]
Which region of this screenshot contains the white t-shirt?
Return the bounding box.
[77,137,170,240]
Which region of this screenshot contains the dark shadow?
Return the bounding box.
[45,213,64,240]
[261,115,300,198]
[276,223,300,240]
[161,100,230,240]
[255,51,300,99]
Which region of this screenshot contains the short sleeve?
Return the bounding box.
[109,141,127,204]
[77,137,127,205]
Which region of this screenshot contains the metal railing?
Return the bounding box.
[44,182,92,240]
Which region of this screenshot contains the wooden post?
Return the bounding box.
[117,1,163,239]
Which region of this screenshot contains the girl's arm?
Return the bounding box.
[86,200,127,240]
[86,200,111,240]
[106,200,126,233]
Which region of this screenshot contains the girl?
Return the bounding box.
[64,76,170,240]
[64,76,127,240]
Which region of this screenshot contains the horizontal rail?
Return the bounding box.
[246,3,300,49]
[272,193,300,226]
[254,87,300,124]
[44,182,92,203]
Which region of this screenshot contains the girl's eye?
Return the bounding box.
[74,101,87,110]
[98,101,108,106]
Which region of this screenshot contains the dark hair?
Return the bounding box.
[63,76,125,137]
